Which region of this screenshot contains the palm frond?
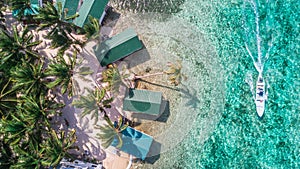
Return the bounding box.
[72,88,113,124]
[164,60,186,86]
[95,115,128,149]
[83,15,100,39]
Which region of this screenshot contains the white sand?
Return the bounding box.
[61,39,130,168]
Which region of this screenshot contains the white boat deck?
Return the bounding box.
[255,75,265,117]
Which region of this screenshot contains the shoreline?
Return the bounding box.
[1,3,220,169]
[103,5,225,168]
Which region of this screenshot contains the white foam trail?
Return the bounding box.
[244,42,260,72]
[243,0,261,73]
[246,0,274,73]
[250,0,263,73]
[243,0,274,116]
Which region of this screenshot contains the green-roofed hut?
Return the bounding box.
[123,88,162,115]
[73,0,109,28]
[111,126,153,160]
[56,0,80,19]
[94,28,144,67]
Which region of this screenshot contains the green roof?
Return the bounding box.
[73,0,109,28]
[94,28,143,67]
[123,88,162,115]
[56,0,80,19]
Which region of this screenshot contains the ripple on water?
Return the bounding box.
[108,0,300,168]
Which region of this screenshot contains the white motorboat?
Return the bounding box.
[255,73,266,117]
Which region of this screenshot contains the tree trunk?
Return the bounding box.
[135,72,164,79]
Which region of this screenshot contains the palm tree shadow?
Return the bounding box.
[179,84,200,109]
[51,93,107,161]
[137,79,180,91]
[70,127,107,161]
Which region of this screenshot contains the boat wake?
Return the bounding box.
[242,0,274,117]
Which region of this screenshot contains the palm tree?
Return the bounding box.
[96,116,128,149]
[0,113,34,146]
[45,53,75,96]
[101,60,186,94]
[0,95,50,145]
[40,129,77,167]
[34,2,81,53]
[0,26,41,72]
[0,7,80,168]
[17,95,64,128]
[0,139,14,168]
[164,60,187,86]
[10,61,47,96]
[83,16,101,40]
[72,88,113,124]
[0,78,17,117]
[131,60,186,86]
[34,2,78,29]
[45,52,93,97]
[10,0,35,20]
[10,140,44,169]
[101,64,128,95]
[0,94,65,168]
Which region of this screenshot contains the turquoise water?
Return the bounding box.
[111,0,299,168]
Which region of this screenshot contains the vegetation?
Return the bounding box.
[0,79,16,117]
[10,0,36,20]
[100,60,186,95]
[45,52,93,97]
[34,2,81,53]
[0,2,99,168]
[0,1,186,168]
[0,26,41,72]
[101,64,126,95]
[72,88,113,124]
[83,15,101,40]
[164,60,187,86]
[96,116,128,149]
[134,60,187,86]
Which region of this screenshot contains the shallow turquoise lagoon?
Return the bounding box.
[111,0,299,168]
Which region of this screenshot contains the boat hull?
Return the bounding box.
[255,74,265,117]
